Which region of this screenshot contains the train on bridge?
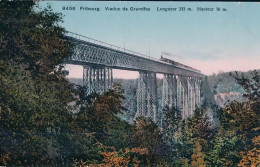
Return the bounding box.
[159,56,201,73]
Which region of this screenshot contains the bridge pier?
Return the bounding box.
[179,77,201,118]
[83,65,113,95]
[178,76,189,119]
[162,74,177,110]
[188,77,196,116]
[136,71,158,122]
[177,76,184,118]
[192,78,196,113]
[195,78,201,107]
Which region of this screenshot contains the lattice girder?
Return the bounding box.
[136,72,158,122]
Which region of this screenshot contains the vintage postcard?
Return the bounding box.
[0,1,259,166]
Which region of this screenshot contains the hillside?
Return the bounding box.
[207,69,260,107]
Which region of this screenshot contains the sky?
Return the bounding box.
[39,1,260,79]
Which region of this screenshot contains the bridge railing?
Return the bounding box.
[65,31,202,74]
[66,31,158,60]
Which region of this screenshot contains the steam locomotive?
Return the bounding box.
[159,56,201,73]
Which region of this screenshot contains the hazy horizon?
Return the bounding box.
[65,65,259,79]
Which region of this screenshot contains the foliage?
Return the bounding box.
[174,107,215,166]
[191,141,206,167]
[98,147,147,167]
[206,101,259,166]
[205,70,260,166]
[161,106,184,163]
[162,106,182,138]
[238,135,260,167]
[0,1,76,165]
[185,107,215,141]
[206,127,244,166]
[73,147,147,167]
[131,117,166,166]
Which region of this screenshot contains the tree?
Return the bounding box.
[71,84,135,165]
[0,1,76,165]
[185,107,215,142]
[206,125,244,166]
[161,106,183,163]
[238,135,260,166]
[205,70,260,166]
[173,107,215,166]
[131,117,166,166]
[162,106,182,138]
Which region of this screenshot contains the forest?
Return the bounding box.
[0,1,259,166]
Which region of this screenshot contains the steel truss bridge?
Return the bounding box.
[64,32,204,125]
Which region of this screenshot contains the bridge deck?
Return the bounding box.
[64,32,204,78]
